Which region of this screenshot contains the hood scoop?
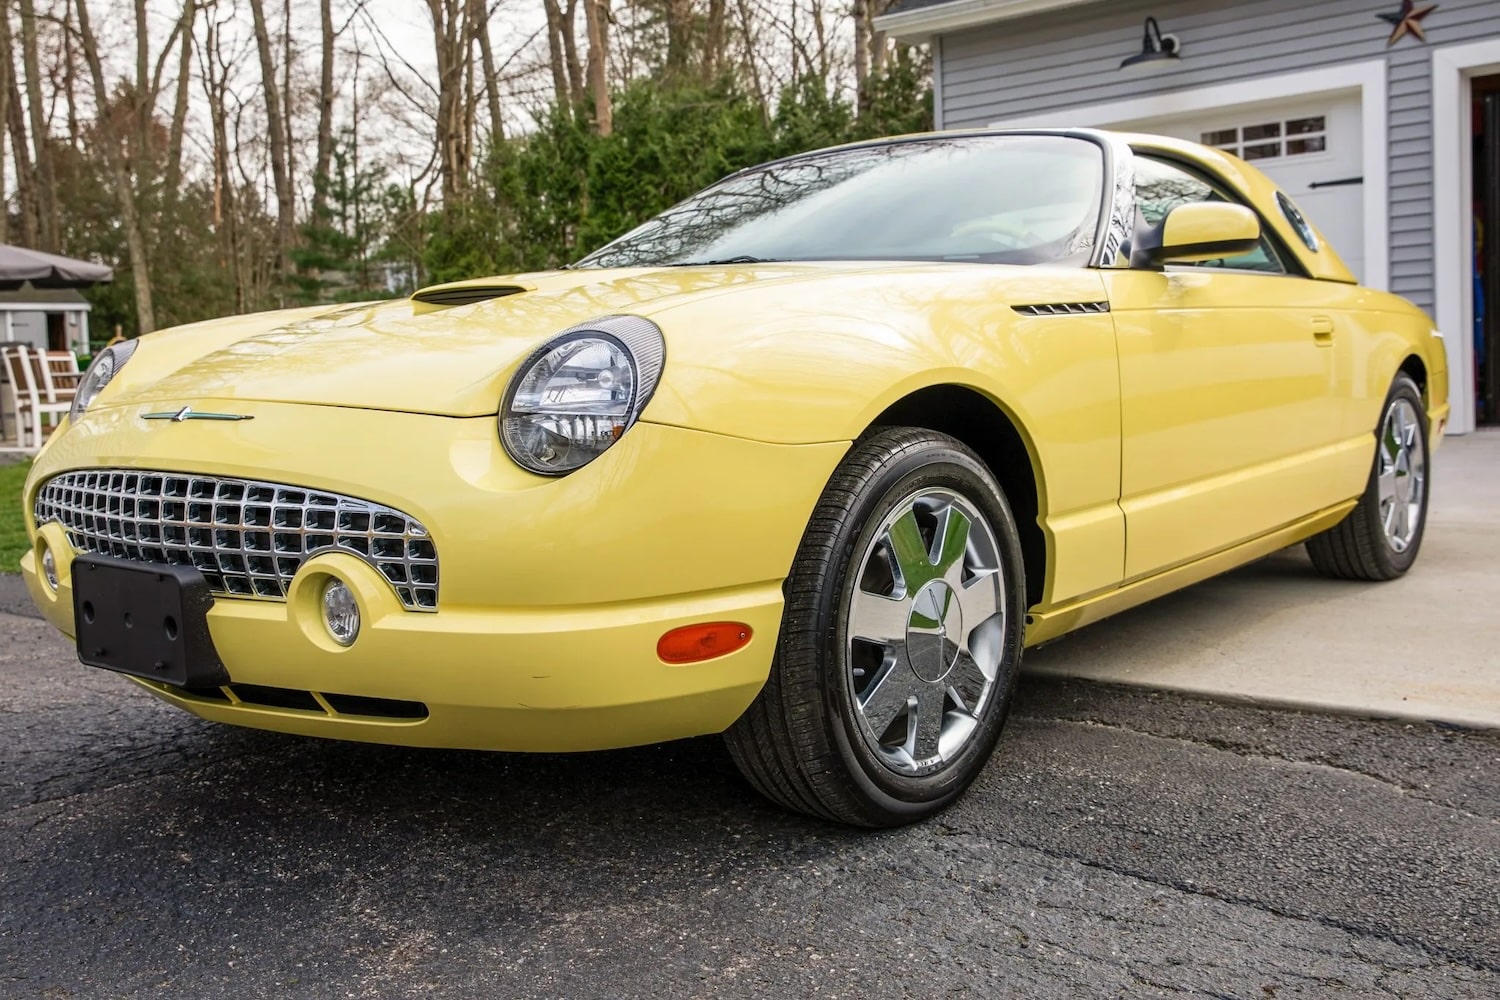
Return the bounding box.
[411,283,529,308]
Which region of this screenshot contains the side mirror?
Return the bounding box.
[1131,202,1262,268]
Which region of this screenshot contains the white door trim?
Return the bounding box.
[1432,39,1500,436]
[987,60,1389,295]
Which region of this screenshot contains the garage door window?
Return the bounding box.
[1201,116,1327,161]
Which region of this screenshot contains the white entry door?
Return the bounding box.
[1118,92,1366,282]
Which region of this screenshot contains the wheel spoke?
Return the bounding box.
[954,569,1002,631]
[1377,468,1397,505]
[946,652,991,714]
[1381,418,1401,466]
[907,682,945,763]
[884,508,934,591]
[860,661,918,737]
[930,503,972,579]
[848,588,910,645]
[938,709,979,762]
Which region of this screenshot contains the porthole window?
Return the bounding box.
[1277,191,1320,253]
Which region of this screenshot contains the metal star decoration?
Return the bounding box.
[1378,1,1438,45]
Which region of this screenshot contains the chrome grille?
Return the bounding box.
[35,470,439,611]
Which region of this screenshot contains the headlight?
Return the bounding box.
[501,315,665,475]
[70,340,140,420]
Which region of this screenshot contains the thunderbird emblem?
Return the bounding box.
[142,407,254,422]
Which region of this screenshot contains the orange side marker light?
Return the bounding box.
[657,622,753,664]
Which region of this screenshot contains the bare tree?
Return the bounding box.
[663,0,692,79]
[471,0,504,142]
[540,0,571,109]
[425,0,478,200]
[283,0,295,196]
[248,0,296,274]
[582,0,611,135]
[703,0,727,83]
[4,10,37,248]
[733,0,768,119]
[16,0,57,251]
[73,0,155,333]
[562,0,586,108]
[0,8,9,246]
[164,2,199,207]
[313,0,336,222]
[854,0,895,111]
[61,0,80,148]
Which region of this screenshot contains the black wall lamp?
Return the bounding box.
[1120,16,1182,70]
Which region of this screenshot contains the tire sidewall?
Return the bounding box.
[1365,376,1430,576]
[808,436,1027,820]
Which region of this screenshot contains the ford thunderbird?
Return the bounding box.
[18,129,1447,826]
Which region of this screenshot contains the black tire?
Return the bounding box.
[1307,374,1430,581]
[724,427,1028,827]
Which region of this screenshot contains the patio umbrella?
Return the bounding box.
[0,244,113,290]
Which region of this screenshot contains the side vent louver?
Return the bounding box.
[411,285,527,307]
[1012,301,1110,316]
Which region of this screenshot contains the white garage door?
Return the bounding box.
[1116,93,1366,282]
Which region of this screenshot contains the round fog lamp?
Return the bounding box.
[322,580,360,646]
[41,547,58,591]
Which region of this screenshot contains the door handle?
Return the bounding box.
[1312,315,1335,346]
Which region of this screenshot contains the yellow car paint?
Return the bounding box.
[1153,202,1262,263]
[18,130,1447,754]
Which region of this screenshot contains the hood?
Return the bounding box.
[106,263,905,417]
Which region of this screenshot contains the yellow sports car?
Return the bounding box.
[19,129,1447,826]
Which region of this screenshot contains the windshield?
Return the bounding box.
[575,134,1106,269]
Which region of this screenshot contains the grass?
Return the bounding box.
[0,460,32,573]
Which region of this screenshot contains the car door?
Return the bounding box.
[1104,154,1357,581]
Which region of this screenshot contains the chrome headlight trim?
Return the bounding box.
[500,315,666,476]
[70,340,140,421]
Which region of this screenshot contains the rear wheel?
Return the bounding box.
[1307,374,1429,581]
[724,428,1027,827]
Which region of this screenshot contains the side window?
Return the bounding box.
[1132,156,1288,274]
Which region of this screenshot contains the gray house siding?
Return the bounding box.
[935,0,1500,316]
[1388,46,1436,312]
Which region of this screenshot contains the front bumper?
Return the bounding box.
[21,400,849,751]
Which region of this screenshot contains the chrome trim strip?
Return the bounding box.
[142,407,255,422]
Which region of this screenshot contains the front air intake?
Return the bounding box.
[1012,301,1111,316]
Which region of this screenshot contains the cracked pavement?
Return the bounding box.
[2,582,1499,998]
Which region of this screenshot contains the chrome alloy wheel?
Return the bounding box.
[1377,398,1426,554]
[844,488,1007,776]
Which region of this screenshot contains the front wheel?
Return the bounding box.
[724,428,1027,827]
[1307,374,1430,581]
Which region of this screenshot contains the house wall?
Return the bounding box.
[937,0,1500,317]
[3,313,48,351]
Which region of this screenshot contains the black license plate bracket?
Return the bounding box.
[72,554,230,689]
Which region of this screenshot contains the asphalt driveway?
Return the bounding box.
[2,433,1498,996]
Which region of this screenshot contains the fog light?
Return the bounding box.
[41,547,58,591]
[322,580,360,646]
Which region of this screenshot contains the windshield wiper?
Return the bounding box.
[665,255,779,266]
